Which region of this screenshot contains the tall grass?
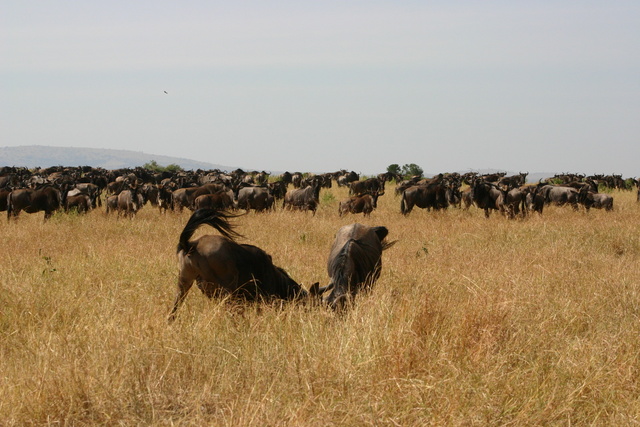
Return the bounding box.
[1,186,640,425]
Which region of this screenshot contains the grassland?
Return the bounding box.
[2,185,640,425]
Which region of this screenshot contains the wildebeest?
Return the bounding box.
[282,183,321,214]
[169,209,311,321]
[237,186,274,212]
[116,187,143,218]
[349,178,384,196]
[7,186,63,220]
[400,182,450,215]
[171,187,200,212]
[71,182,102,208]
[313,223,394,311]
[65,193,92,214]
[539,185,580,210]
[338,192,381,217]
[582,191,614,211]
[194,191,236,211]
[469,179,507,218]
[0,188,10,213]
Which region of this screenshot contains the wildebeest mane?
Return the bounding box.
[177,208,243,254]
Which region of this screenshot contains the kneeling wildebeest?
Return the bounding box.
[312,223,395,311]
[168,208,311,321]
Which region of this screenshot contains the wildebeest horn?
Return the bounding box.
[308,282,333,297]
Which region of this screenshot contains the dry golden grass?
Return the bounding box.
[2,185,640,425]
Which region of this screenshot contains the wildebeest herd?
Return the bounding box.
[1,166,633,220]
[1,166,637,318]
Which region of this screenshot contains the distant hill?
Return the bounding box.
[0,145,240,172]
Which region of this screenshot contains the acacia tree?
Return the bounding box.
[143,160,182,173]
[401,163,423,179]
[386,164,401,175]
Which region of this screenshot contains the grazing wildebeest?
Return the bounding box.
[237,186,274,212]
[168,209,311,321]
[313,223,394,311]
[581,191,614,211]
[282,183,321,214]
[7,186,63,220]
[338,192,381,217]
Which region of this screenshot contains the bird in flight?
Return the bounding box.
[164,91,168,94]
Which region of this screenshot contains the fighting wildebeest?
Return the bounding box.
[168,209,310,321]
[313,223,394,311]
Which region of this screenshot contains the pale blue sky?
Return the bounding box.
[2,1,639,175]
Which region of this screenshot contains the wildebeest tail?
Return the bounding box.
[177,208,243,254]
[6,191,13,218]
[400,193,407,215]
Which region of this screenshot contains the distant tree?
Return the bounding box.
[401,163,423,178]
[143,160,182,173]
[386,164,401,175]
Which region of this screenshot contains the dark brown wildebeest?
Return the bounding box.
[267,180,288,200]
[194,191,236,211]
[400,181,450,215]
[65,194,92,214]
[338,192,382,217]
[0,189,10,213]
[71,182,102,208]
[282,183,321,214]
[168,209,311,321]
[469,179,507,218]
[312,223,394,311]
[349,178,384,196]
[7,186,63,220]
[498,172,528,189]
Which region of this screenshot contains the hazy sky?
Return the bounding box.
[2,1,639,175]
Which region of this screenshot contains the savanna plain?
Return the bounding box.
[2,184,640,426]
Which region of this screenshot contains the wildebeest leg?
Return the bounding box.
[168,270,197,322]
